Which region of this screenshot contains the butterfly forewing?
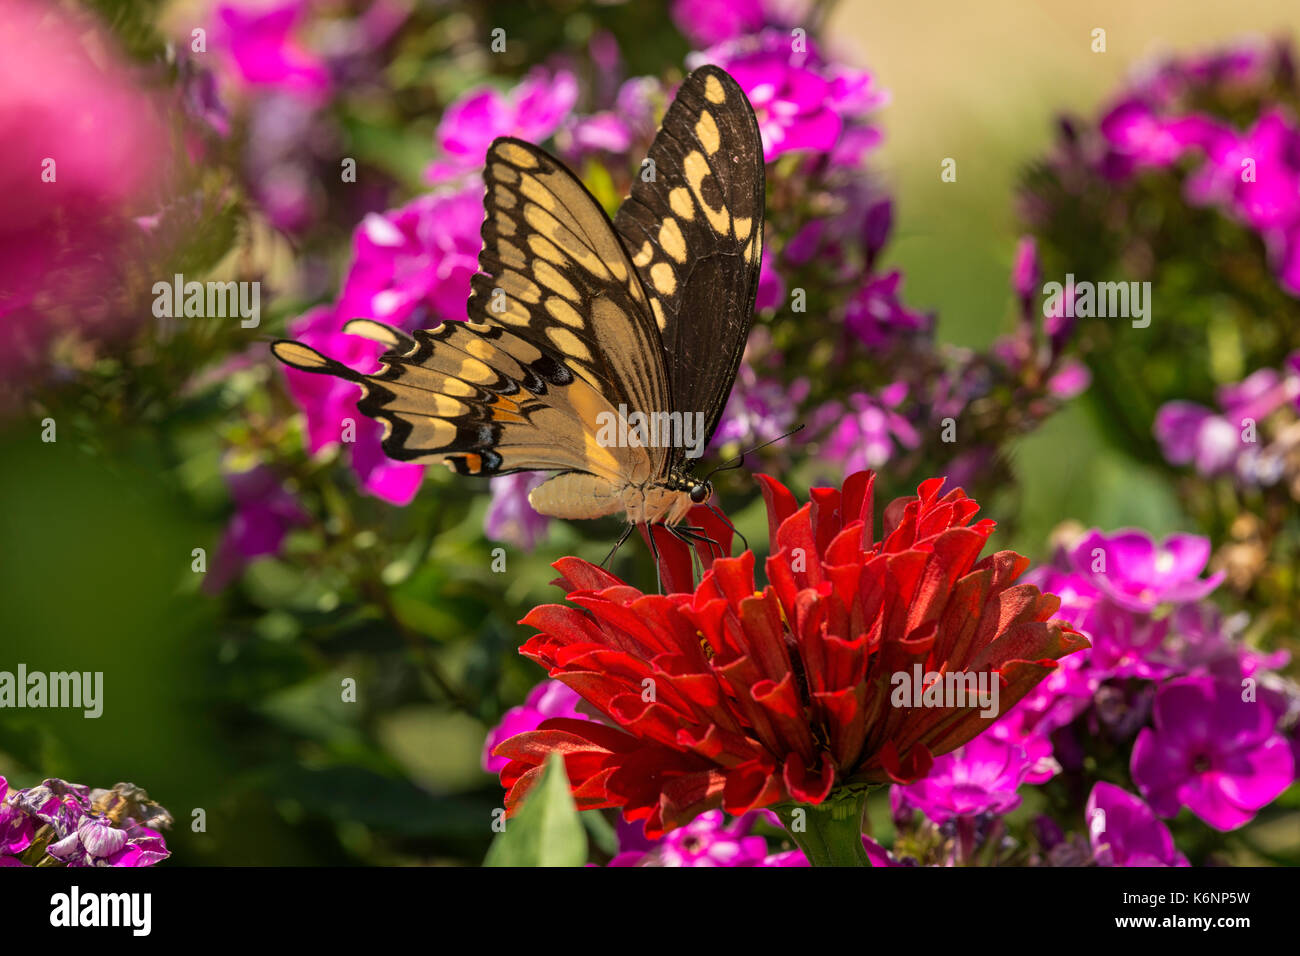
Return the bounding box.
[474,138,670,430]
[613,65,766,448]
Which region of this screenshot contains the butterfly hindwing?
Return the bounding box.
[272,318,648,484]
[613,65,766,447]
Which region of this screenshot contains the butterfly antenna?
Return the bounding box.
[702,424,806,483]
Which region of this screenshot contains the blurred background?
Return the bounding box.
[1,0,1297,866]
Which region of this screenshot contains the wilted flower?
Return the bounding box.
[1131,676,1294,831]
[494,471,1087,836]
[2,779,171,867]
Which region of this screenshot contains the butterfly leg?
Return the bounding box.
[666,524,705,582]
[705,502,748,553]
[645,521,663,594]
[602,523,636,570]
[673,524,725,562]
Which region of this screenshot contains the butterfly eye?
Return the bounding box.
[689,482,710,504]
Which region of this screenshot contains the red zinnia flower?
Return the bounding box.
[495,472,1088,837]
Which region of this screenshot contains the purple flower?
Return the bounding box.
[1069,529,1224,613]
[426,68,578,183]
[1153,401,1239,475]
[485,473,551,551]
[989,710,1060,785]
[892,736,1034,824]
[696,31,883,161]
[1086,601,1177,681]
[1168,603,1290,681]
[713,363,808,451]
[215,1,331,104]
[610,810,770,866]
[1131,676,1294,830]
[559,76,664,162]
[755,245,786,311]
[482,680,588,774]
[1086,783,1188,867]
[759,835,902,867]
[669,0,803,47]
[1098,99,1224,174]
[1187,109,1300,231]
[817,384,920,475]
[280,305,424,506]
[844,271,931,347]
[337,187,483,329]
[1278,224,1300,296]
[1046,359,1091,399]
[1011,236,1041,304]
[205,465,310,592]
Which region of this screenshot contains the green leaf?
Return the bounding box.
[483,753,587,867]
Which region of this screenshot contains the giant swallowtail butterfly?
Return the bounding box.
[273,65,764,543]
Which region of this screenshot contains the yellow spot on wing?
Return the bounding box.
[696,111,721,155]
[659,219,687,263]
[632,240,654,267]
[650,298,667,331]
[272,341,329,370]
[534,260,580,301]
[650,262,678,296]
[704,74,726,104]
[669,187,694,220]
[528,234,566,264]
[495,142,537,168]
[684,151,730,235]
[519,176,557,211]
[545,297,584,327]
[497,239,526,269]
[547,327,592,361]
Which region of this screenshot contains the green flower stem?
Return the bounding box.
[775,788,872,867]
